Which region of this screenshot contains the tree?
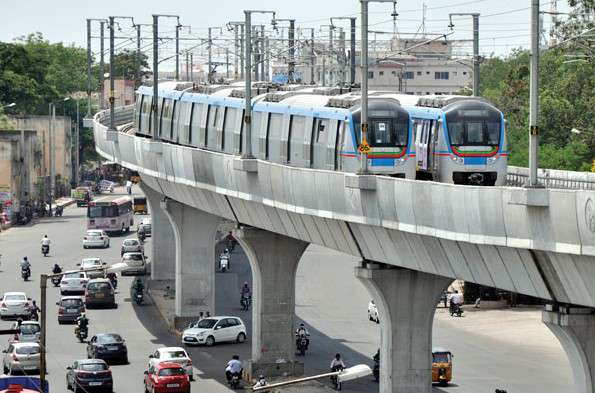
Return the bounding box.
[95,49,149,83]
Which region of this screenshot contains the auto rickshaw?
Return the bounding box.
[432,347,453,386]
[133,197,147,215]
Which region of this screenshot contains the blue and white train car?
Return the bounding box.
[396,95,507,186]
[133,83,416,179]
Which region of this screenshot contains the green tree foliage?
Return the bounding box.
[94,49,149,82]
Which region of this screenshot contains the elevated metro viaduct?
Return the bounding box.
[95,107,595,393]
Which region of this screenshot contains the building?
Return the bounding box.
[102,79,136,107]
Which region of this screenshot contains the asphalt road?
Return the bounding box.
[0,187,574,393]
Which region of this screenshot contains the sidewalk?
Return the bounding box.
[0,197,76,234]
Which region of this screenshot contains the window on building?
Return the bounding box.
[379,71,384,76]
[417,71,422,76]
[391,70,397,76]
[435,72,449,80]
[426,71,430,75]
[368,71,374,79]
[403,71,414,79]
[463,71,467,75]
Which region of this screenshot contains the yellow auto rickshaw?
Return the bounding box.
[133,197,147,215]
[432,347,453,386]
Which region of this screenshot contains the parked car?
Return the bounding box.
[0,292,32,319]
[79,258,106,279]
[57,296,85,324]
[85,279,116,309]
[181,316,246,347]
[83,230,110,249]
[86,333,128,364]
[121,252,147,276]
[60,271,89,295]
[144,362,190,393]
[2,342,41,375]
[148,347,193,380]
[10,320,41,343]
[368,300,379,323]
[66,359,113,392]
[121,238,143,256]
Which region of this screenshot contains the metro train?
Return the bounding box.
[133,82,506,185]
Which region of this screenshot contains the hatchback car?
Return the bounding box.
[85,279,116,309]
[0,292,32,319]
[79,258,106,279]
[2,342,41,375]
[181,316,246,347]
[60,271,89,295]
[368,300,379,323]
[66,359,113,392]
[83,230,110,249]
[121,252,147,276]
[10,320,41,343]
[121,238,143,256]
[86,333,128,364]
[144,362,190,393]
[57,296,86,324]
[149,347,193,380]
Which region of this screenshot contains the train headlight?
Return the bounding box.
[487,156,497,165]
[451,155,464,164]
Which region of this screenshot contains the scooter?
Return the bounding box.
[75,326,88,343]
[134,290,144,305]
[51,275,61,287]
[41,244,49,257]
[296,334,309,356]
[21,266,31,281]
[229,372,241,389]
[219,256,229,272]
[55,205,63,217]
[107,273,117,289]
[240,295,251,311]
[450,303,464,317]
[330,366,344,390]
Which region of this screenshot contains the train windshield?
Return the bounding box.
[444,101,501,147]
[352,99,409,147]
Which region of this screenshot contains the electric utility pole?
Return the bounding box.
[528,0,540,187]
[448,13,480,96]
[99,21,105,110]
[108,16,134,131]
[273,18,296,83]
[330,17,358,85]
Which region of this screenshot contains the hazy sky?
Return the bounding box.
[0,0,567,67]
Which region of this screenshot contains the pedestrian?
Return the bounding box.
[126,180,133,195]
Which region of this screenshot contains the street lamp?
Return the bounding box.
[2,102,16,109]
[242,9,276,160]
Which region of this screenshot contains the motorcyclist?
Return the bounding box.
[76,313,89,334]
[29,300,40,320]
[52,263,62,274]
[225,355,243,382]
[449,290,464,315]
[295,322,310,349]
[20,257,31,277]
[240,282,251,299]
[330,353,345,372]
[134,278,144,294]
[41,235,51,247]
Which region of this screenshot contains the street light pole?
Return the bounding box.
[86,20,92,118]
[99,21,105,110]
[448,13,481,96]
[175,24,180,80]
[39,274,47,393]
[528,0,540,187]
[208,27,213,83]
[272,18,296,83]
[108,16,115,131]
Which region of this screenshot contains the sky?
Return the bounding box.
[0,0,569,69]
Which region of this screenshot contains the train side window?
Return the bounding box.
[190,103,203,146]
[268,113,284,162]
[315,119,326,143]
[289,115,306,166]
[188,103,194,145]
[135,95,143,131]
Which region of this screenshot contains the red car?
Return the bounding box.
[144,362,190,393]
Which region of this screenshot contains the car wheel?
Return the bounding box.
[122,354,128,364]
[205,336,215,346]
[236,332,246,343]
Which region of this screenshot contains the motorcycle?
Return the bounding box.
[75,326,88,343]
[296,334,309,356]
[41,244,49,257]
[240,295,251,311]
[107,273,117,289]
[229,372,241,389]
[450,303,463,317]
[55,205,63,217]
[134,289,144,305]
[330,365,344,390]
[220,256,229,272]
[21,266,31,281]
[29,309,39,321]
[51,275,62,287]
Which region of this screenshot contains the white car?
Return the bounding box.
[0,292,31,319]
[2,342,41,374]
[149,347,193,380]
[83,230,110,249]
[11,320,41,342]
[60,271,89,295]
[368,300,379,323]
[79,257,106,279]
[182,316,246,347]
[121,238,143,256]
[121,252,147,276]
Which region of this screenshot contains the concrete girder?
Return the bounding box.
[356,264,451,393]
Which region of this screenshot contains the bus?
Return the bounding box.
[87,195,134,234]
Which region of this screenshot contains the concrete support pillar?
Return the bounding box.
[163,199,221,328]
[543,306,595,393]
[140,183,175,281]
[355,264,451,393]
[233,227,309,379]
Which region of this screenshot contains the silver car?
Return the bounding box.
[2,342,41,375]
[60,271,89,295]
[10,321,41,343]
[0,292,31,319]
[121,238,143,256]
[121,252,147,276]
[79,258,106,279]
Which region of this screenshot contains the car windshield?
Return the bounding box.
[87,231,103,237]
[158,368,185,376]
[4,294,26,301]
[124,240,138,246]
[433,353,450,363]
[80,363,108,371]
[20,324,40,334]
[64,272,85,279]
[82,259,101,266]
[124,254,143,261]
[88,205,118,218]
[16,346,40,355]
[164,350,187,359]
[192,319,217,329]
[96,334,122,344]
[88,283,111,291]
[61,299,82,307]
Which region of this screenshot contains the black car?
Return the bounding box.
[86,333,128,364]
[66,359,113,392]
